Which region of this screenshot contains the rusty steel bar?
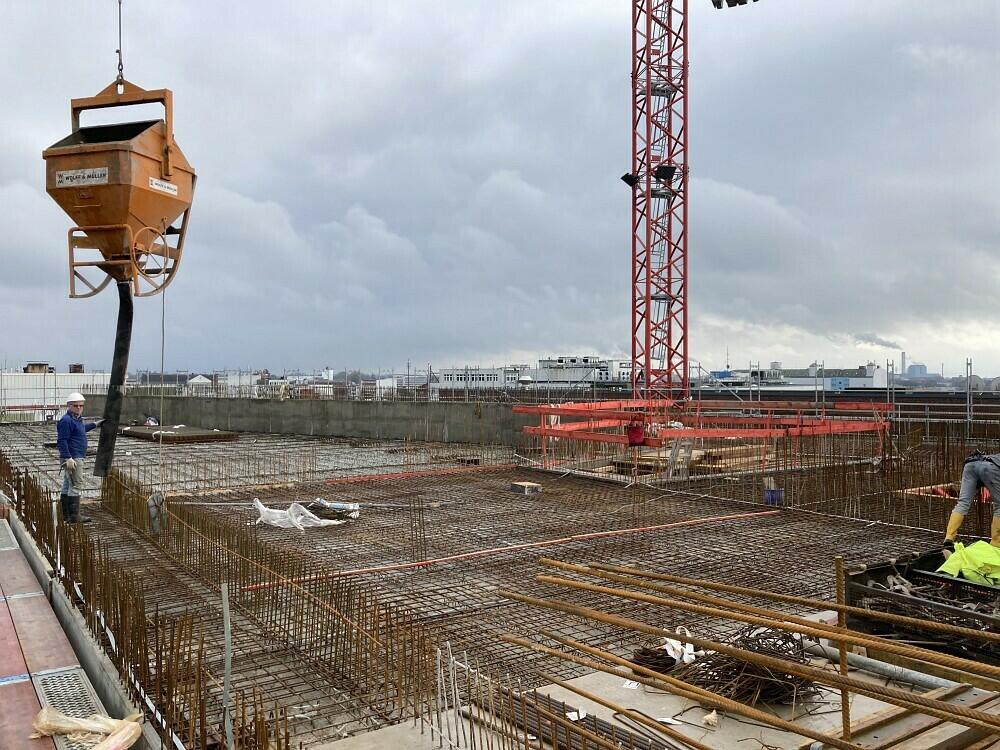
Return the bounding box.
[584,560,1000,645]
[836,556,851,743]
[534,572,1000,683]
[538,558,1000,680]
[500,590,1000,733]
[538,674,714,750]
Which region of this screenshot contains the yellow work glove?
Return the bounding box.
[63,458,77,471]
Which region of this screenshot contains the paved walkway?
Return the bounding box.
[0,518,85,750]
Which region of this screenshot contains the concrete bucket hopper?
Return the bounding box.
[42,79,196,298]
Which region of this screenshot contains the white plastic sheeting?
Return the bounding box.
[660,626,706,665]
[309,497,361,519]
[253,499,347,531]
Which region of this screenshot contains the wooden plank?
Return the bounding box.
[868,694,999,749]
[889,705,996,750]
[839,685,968,735]
[796,687,1000,750]
[795,686,969,750]
[965,737,1000,750]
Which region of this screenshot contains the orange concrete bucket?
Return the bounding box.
[42,79,196,298]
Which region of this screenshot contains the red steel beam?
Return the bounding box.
[524,426,666,448]
[513,399,675,415]
[514,400,890,415]
[527,421,885,442]
[678,416,876,428]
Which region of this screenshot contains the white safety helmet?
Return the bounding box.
[66,392,86,404]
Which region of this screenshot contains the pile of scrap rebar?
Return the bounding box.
[668,627,817,705]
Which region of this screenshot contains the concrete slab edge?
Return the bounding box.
[0,490,162,750]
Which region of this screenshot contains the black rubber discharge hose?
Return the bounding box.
[94,281,134,477]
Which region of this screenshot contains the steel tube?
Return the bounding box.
[94,281,133,476]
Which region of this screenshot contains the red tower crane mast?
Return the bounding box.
[629,0,757,399]
[516,1,891,460]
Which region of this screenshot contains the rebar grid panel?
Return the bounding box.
[155,467,939,686]
[520,422,1000,539]
[0,423,513,496]
[0,425,965,747]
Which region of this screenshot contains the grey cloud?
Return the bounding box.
[0,2,997,374]
[853,333,902,350]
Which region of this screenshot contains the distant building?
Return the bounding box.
[697,362,888,392]
[781,363,888,390]
[436,356,631,391]
[0,368,111,421]
[23,362,54,374]
[907,363,928,377]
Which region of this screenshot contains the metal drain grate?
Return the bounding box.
[0,519,15,550]
[33,668,108,750]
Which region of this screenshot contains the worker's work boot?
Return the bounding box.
[943,512,965,557]
[59,494,71,522]
[992,516,1000,548]
[945,512,965,543]
[66,496,91,524]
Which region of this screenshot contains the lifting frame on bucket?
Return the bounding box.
[43,79,196,299]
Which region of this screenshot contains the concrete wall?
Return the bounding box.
[86,394,534,445]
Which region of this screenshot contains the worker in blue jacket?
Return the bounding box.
[56,392,101,523]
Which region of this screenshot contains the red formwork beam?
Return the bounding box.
[526,420,885,442]
[512,399,674,414]
[684,400,893,412]
[524,426,666,447]
[514,400,890,416]
[632,0,690,399]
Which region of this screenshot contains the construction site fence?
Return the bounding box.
[79,381,636,404]
[0,448,293,750]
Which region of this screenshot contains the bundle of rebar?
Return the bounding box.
[668,626,816,705]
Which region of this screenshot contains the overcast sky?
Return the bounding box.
[1,1,998,376]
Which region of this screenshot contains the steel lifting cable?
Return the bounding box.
[154,259,166,512]
[115,0,125,84]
